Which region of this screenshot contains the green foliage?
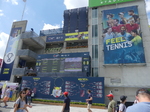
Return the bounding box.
[32,98,106,107]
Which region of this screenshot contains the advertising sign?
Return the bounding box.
[46,34,66,42]
[21,77,105,103]
[65,31,88,41]
[46,31,88,42]
[89,0,136,7]
[102,6,145,64]
[0,27,22,80]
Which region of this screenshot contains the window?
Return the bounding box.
[92,8,98,18]
[92,45,98,58]
[92,25,98,37]
[92,68,98,77]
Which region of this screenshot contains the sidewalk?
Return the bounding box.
[9,103,108,112]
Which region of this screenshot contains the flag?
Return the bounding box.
[23,0,26,2]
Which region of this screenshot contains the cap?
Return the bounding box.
[120,95,127,102]
[106,94,114,97]
[118,12,124,15]
[63,92,68,95]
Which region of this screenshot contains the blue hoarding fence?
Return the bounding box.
[21,77,105,103]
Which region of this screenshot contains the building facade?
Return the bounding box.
[89,0,150,103]
[0,0,150,104]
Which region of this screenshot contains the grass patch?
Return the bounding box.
[32,98,106,107]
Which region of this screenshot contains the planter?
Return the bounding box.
[32,101,106,109]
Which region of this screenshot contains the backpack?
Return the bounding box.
[116,104,125,112]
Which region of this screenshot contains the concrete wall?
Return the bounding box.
[89,0,150,103]
[10,20,28,82]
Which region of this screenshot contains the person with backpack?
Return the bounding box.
[14,90,29,112]
[106,94,116,112]
[118,95,127,112]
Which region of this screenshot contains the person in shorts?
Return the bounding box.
[3,86,11,107]
[86,89,93,112]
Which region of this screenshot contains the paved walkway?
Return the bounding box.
[7,103,108,112]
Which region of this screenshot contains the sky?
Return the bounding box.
[0,0,149,59]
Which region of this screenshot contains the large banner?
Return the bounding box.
[21,77,104,103]
[89,0,136,7]
[102,6,145,64]
[46,31,88,42]
[0,27,22,80]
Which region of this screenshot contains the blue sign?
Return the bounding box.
[21,77,105,103]
[102,6,145,64]
[46,34,66,42]
[0,27,22,80]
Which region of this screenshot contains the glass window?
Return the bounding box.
[92,68,98,77]
[92,25,98,37]
[92,45,98,59]
[92,8,98,18]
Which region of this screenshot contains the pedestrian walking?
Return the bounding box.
[126,88,150,112]
[26,89,32,105]
[106,94,116,112]
[86,89,93,112]
[3,86,11,107]
[0,87,2,107]
[9,88,13,101]
[23,88,32,108]
[118,95,127,112]
[14,90,29,112]
[61,92,70,112]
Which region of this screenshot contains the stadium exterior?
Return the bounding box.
[0,0,150,104]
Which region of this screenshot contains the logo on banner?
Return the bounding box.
[4,52,15,64]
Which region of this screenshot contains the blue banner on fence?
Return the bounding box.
[21,77,104,103]
[102,6,145,64]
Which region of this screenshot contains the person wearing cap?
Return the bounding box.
[107,94,116,112]
[86,89,93,112]
[62,92,70,112]
[119,95,127,112]
[126,88,150,112]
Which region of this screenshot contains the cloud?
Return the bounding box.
[0,32,9,59]
[0,10,4,16]
[42,23,60,30]
[5,0,18,5]
[13,20,17,22]
[145,0,150,13]
[64,0,88,9]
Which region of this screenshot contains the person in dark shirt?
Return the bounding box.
[86,89,93,112]
[23,88,32,108]
[128,10,140,24]
[62,92,70,112]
